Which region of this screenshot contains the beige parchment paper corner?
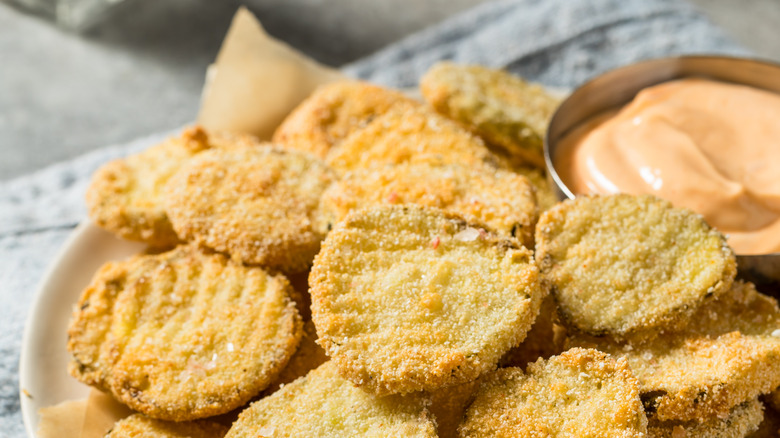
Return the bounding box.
[197,6,347,140]
[37,389,133,438]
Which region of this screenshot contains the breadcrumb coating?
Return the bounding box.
[86,126,261,247]
[225,362,437,438]
[647,399,763,438]
[106,413,228,438]
[569,281,780,422]
[420,62,560,169]
[325,102,509,175]
[458,348,648,437]
[318,162,538,246]
[498,293,567,369]
[273,81,417,158]
[310,205,543,395]
[165,145,336,272]
[512,165,559,212]
[261,320,328,396]
[67,244,302,421]
[536,194,736,339]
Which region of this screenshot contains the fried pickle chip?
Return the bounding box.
[647,399,763,438]
[498,293,566,369]
[509,165,559,212]
[318,162,538,246]
[165,146,336,272]
[225,362,437,438]
[569,281,780,422]
[67,244,302,421]
[429,381,478,438]
[87,126,261,247]
[536,194,736,339]
[310,205,543,395]
[272,81,418,158]
[261,320,328,396]
[458,348,648,437]
[420,62,560,169]
[106,413,228,438]
[324,103,508,175]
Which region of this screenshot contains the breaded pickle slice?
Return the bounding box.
[310,205,543,395]
[225,362,437,438]
[536,194,736,339]
[429,381,478,438]
[513,166,558,212]
[67,244,303,421]
[647,399,762,438]
[498,293,566,369]
[87,126,260,247]
[318,162,538,246]
[272,81,418,158]
[106,413,228,438]
[165,146,336,272]
[569,281,780,422]
[261,320,328,396]
[420,62,560,169]
[325,103,508,175]
[458,348,648,437]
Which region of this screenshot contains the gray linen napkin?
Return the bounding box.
[0,0,747,435]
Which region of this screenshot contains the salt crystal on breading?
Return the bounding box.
[454,227,480,242]
[258,426,275,436]
[771,329,780,338]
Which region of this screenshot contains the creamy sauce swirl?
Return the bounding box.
[556,78,780,255]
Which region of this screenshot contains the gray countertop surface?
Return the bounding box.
[1,0,779,181]
[0,1,773,436]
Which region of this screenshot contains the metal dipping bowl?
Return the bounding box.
[544,55,780,295]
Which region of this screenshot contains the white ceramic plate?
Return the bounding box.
[19,222,144,437]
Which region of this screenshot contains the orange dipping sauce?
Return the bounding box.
[556,78,780,255]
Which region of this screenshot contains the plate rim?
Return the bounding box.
[19,221,91,437]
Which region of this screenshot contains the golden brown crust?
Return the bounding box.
[310,204,544,395]
[569,281,780,422]
[536,194,736,340]
[165,145,336,272]
[458,348,648,437]
[498,293,566,369]
[647,399,763,438]
[225,362,438,438]
[420,62,560,169]
[509,165,559,212]
[272,81,418,158]
[106,413,229,438]
[318,162,538,246]
[67,244,303,421]
[324,102,509,175]
[86,126,262,248]
[260,320,328,396]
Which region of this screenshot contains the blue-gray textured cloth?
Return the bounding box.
[0,0,747,435]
